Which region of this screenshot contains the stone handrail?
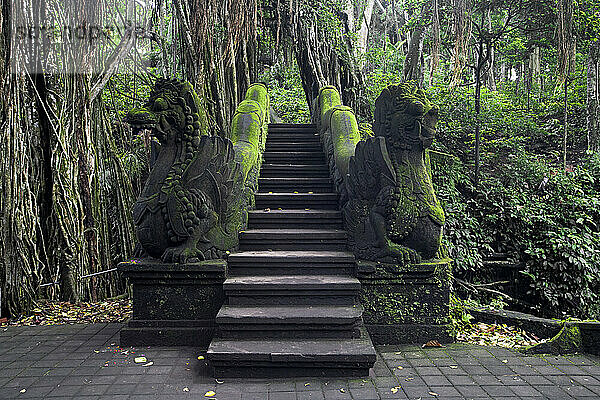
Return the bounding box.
[231,83,270,216]
[313,86,361,204]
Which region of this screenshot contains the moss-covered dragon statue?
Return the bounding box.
[127,78,244,263]
[343,83,445,264]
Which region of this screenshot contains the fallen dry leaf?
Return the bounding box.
[204,391,216,397]
[0,299,132,327]
[422,340,444,348]
[456,322,546,349]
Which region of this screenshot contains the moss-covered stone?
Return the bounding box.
[126,78,243,262]
[315,86,361,195]
[523,322,582,355]
[359,259,451,343]
[230,83,270,227]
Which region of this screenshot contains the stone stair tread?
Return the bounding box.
[259,177,332,182]
[208,331,376,363]
[229,250,354,260]
[217,304,363,324]
[224,274,360,290]
[268,123,316,128]
[254,192,337,198]
[261,163,328,167]
[240,228,345,237]
[248,209,341,216]
[265,151,324,156]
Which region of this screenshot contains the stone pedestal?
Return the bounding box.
[358,259,452,345]
[118,259,226,348]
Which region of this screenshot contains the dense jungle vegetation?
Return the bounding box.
[0,0,599,322]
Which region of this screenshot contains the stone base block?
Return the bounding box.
[358,259,452,345]
[118,258,226,348]
[581,322,600,355]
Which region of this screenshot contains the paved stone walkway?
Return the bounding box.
[0,323,599,399]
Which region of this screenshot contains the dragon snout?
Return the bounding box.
[126,108,157,132]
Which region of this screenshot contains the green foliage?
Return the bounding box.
[449,293,474,337]
[260,63,311,124]
[428,86,600,319]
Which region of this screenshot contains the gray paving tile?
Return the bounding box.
[561,384,599,397]
[427,385,462,396]
[589,385,600,395]
[545,374,577,385]
[520,374,553,385]
[414,366,443,375]
[508,384,543,396]
[535,385,575,399]
[400,385,435,398]
[446,374,477,385]
[270,392,297,400]
[297,391,326,400]
[481,384,514,397]
[454,384,488,397]
[421,374,452,386]
[470,374,502,385]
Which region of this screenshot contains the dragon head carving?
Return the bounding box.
[127,78,208,144]
[373,83,439,151]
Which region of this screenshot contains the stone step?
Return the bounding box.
[248,209,342,229]
[239,228,346,251]
[225,275,359,305]
[266,134,320,143]
[265,142,322,152]
[260,163,330,178]
[258,177,333,193]
[254,193,338,210]
[227,250,356,276]
[263,151,326,164]
[216,304,363,338]
[268,123,317,131]
[208,326,377,378]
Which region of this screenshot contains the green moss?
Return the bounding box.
[359,260,451,326]
[330,106,361,176]
[523,322,582,355]
[318,86,342,116]
[231,84,270,185]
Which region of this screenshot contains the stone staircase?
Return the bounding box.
[207,123,377,377]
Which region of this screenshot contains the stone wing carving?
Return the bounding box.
[346,137,396,201]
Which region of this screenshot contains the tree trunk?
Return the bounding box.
[292,2,369,119]
[0,0,8,317]
[587,42,599,153]
[531,46,541,92]
[563,76,568,170]
[403,26,424,85]
[474,37,484,186]
[430,0,441,78]
[356,0,376,63]
[525,52,531,111]
[483,11,496,90]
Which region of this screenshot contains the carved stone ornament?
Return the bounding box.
[127,78,244,263]
[343,83,446,264]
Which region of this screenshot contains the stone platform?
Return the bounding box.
[358,259,452,345]
[118,259,226,348]
[1,323,600,399]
